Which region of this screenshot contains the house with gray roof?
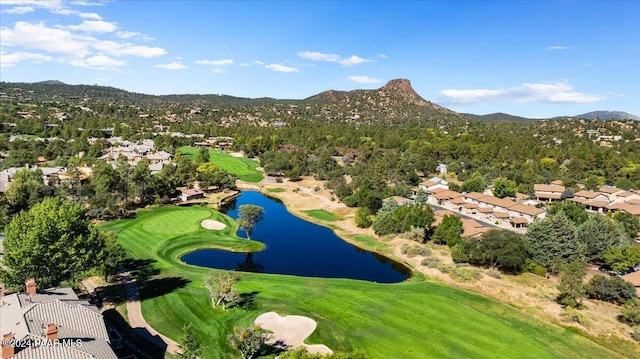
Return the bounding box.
[0,279,117,359]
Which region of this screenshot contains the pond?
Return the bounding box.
[181,191,411,283]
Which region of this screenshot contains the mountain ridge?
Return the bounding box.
[1,80,637,123]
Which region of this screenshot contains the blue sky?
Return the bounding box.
[1,1,638,118]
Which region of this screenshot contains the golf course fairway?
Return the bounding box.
[100,205,622,359]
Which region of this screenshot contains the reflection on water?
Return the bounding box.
[182,191,411,283]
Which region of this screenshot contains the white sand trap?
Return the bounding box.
[254,311,333,355]
[200,219,226,230]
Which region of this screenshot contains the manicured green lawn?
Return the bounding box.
[100,206,624,359]
[303,209,342,222]
[179,146,264,182]
[350,234,388,252]
[266,188,286,193]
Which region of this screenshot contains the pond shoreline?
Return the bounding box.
[236,181,417,278]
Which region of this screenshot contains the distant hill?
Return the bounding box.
[463,112,540,123]
[304,78,465,124]
[573,111,640,121]
[0,79,467,125]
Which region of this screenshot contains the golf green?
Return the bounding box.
[179,146,263,182]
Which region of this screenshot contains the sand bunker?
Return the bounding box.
[200,219,226,230]
[254,311,333,355]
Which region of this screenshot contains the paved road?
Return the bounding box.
[429,203,499,228]
[119,269,180,355]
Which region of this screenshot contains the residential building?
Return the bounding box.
[533,184,565,202]
[180,188,205,201]
[0,279,117,359]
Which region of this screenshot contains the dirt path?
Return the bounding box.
[119,269,180,355]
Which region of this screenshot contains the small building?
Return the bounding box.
[509,217,529,229]
[418,180,448,192]
[533,183,565,202]
[180,188,205,201]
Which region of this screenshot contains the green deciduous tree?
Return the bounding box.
[237,204,265,239]
[0,197,105,288]
[457,229,528,273]
[461,173,486,193]
[613,212,640,242]
[604,245,640,273]
[548,201,588,226]
[493,177,517,198]
[227,324,270,359]
[431,214,463,247]
[526,212,584,272]
[5,168,47,213]
[203,272,241,310]
[576,214,628,263]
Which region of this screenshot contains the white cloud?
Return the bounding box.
[1,21,92,57]
[297,50,371,66]
[2,6,34,14]
[546,46,569,51]
[0,51,52,67]
[339,55,370,66]
[211,68,225,74]
[440,82,602,104]
[265,63,299,73]
[68,20,117,33]
[90,40,167,57]
[297,51,341,62]
[70,54,125,69]
[116,31,154,41]
[0,0,103,19]
[253,60,265,65]
[378,53,388,59]
[154,62,188,70]
[77,12,102,20]
[195,59,233,66]
[347,76,382,84]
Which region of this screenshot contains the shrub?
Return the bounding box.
[561,308,591,327]
[524,259,547,277]
[450,267,482,283]
[439,263,456,274]
[450,244,468,263]
[421,256,441,268]
[585,275,636,305]
[619,301,640,326]
[486,269,502,279]
[402,226,426,243]
[633,327,640,343]
[401,244,431,258]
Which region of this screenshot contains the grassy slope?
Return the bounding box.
[303,209,342,222]
[100,206,621,359]
[179,146,263,182]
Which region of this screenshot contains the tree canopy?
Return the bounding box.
[0,197,105,288]
[526,212,584,272]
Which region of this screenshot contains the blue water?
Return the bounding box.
[181,191,411,283]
